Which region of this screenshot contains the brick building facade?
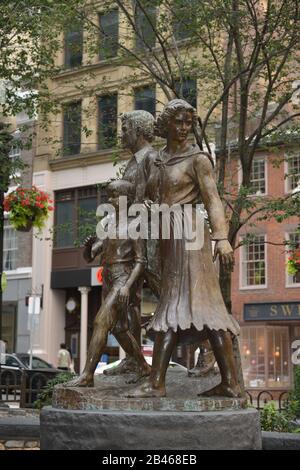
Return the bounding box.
[229,146,300,391]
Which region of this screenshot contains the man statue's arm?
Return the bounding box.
[118,239,146,304]
[83,235,103,263]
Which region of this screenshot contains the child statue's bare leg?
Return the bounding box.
[121,331,151,383]
[124,329,177,397]
[104,304,142,376]
[199,329,241,398]
[65,290,118,387]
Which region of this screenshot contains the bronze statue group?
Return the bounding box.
[66,100,242,399]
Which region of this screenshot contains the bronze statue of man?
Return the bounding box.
[104,110,158,376]
[125,99,241,398]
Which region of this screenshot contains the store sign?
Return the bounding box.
[244,302,300,321]
[91,267,103,286]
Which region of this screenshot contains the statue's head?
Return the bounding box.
[155,99,197,140]
[121,110,155,151]
[107,179,135,208]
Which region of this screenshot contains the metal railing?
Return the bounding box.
[246,389,290,411]
[1,368,59,408]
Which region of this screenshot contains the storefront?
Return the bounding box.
[240,302,300,390]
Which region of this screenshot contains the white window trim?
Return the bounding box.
[3,219,18,272]
[239,234,267,290]
[285,231,300,288]
[284,151,300,194]
[237,155,268,196]
[4,267,32,280]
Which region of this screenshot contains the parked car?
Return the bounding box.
[0,353,58,370]
[0,353,60,388]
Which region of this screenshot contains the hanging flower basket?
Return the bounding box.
[286,248,300,276]
[4,186,54,232]
[16,218,34,232]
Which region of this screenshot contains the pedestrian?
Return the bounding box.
[57,343,71,371]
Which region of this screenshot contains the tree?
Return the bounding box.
[59,0,300,302]
[3,1,299,383]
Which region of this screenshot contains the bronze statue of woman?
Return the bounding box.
[125,99,241,399]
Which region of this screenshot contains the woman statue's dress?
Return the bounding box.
[146,145,239,336]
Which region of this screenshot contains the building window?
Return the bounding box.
[64,26,83,69]
[250,158,266,195]
[9,144,21,163]
[241,235,266,287]
[134,2,156,50]
[287,232,300,285]
[99,10,119,60]
[174,78,197,109]
[54,191,75,248]
[63,101,82,156]
[3,220,17,271]
[241,326,290,389]
[54,186,107,248]
[286,153,300,192]
[98,94,118,150]
[9,142,22,179]
[134,86,156,116]
[173,0,195,41]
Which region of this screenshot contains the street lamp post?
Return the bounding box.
[0,123,12,408]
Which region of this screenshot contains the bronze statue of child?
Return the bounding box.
[65,180,150,387]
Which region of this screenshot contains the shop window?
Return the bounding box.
[64,25,83,69]
[250,158,266,195]
[134,85,156,116]
[174,78,197,109]
[63,101,82,156]
[241,326,290,388]
[99,10,119,60]
[98,94,118,150]
[241,235,266,287]
[3,220,17,271]
[134,1,156,50]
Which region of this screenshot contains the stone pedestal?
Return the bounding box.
[41,407,261,450]
[40,369,262,450]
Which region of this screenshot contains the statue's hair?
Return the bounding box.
[107,180,135,202]
[155,99,197,139]
[121,110,155,142]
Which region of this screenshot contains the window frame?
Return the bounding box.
[64,26,83,69]
[172,0,196,42]
[99,9,119,61]
[284,152,300,194]
[3,219,18,272]
[134,85,156,116]
[285,231,300,288]
[54,186,107,249]
[239,234,267,289]
[174,78,197,109]
[133,2,157,50]
[97,93,118,150]
[62,100,82,157]
[237,155,268,196]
